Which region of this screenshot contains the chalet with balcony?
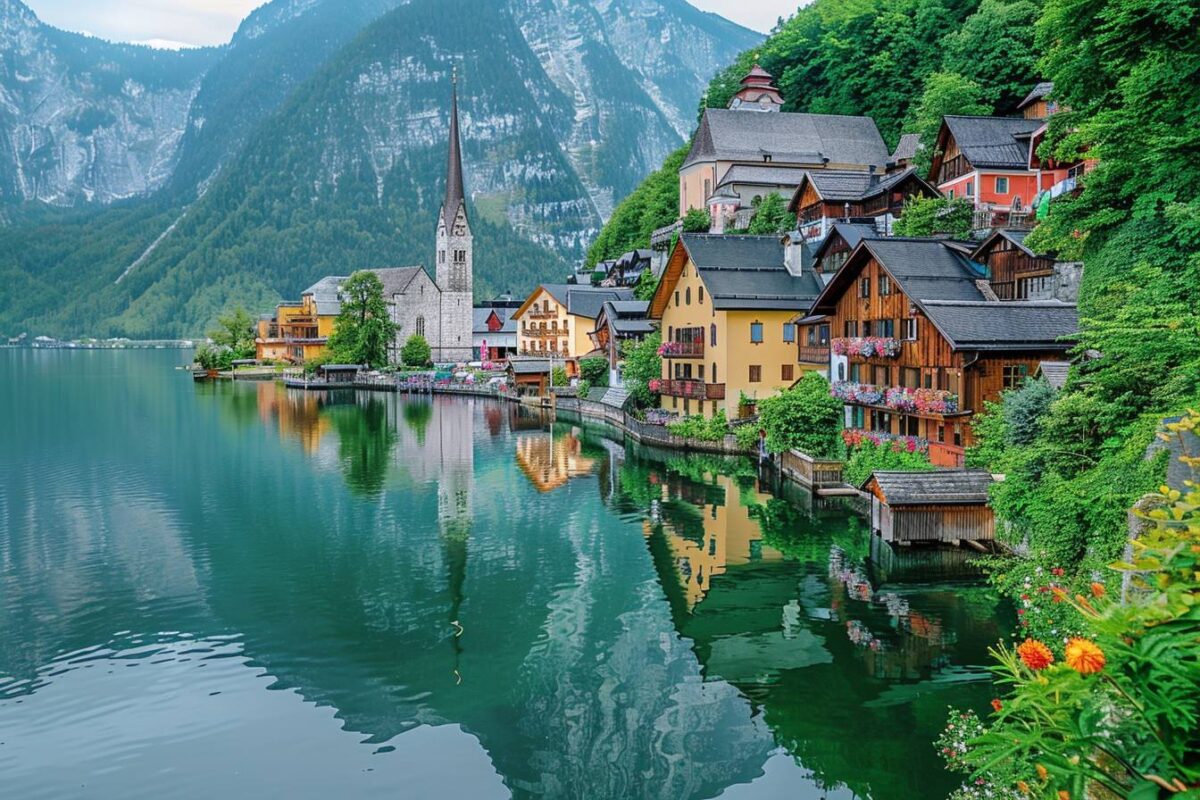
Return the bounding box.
[808,238,1078,467]
[787,167,938,242]
[601,249,656,288]
[680,65,889,218]
[513,284,634,373]
[648,234,823,419]
[971,228,1081,302]
[929,115,1044,230]
[589,300,654,385]
[255,275,346,363]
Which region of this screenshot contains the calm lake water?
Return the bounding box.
[0,349,1011,799]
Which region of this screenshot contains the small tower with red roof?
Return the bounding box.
[728,62,784,112]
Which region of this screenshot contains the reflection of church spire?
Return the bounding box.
[436,399,474,684]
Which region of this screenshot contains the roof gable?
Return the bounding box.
[936,116,1043,173]
[863,469,993,505]
[683,108,889,170]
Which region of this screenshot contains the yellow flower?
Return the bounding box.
[1016,780,1030,794]
[1036,764,1048,781]
[1018,639,1055,670]
[1064,638,1106,674]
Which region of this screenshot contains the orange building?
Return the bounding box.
[255,275,345,363]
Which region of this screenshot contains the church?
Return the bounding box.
[374,74,475,365]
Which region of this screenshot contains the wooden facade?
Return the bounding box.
[790,170,935,242]
[863,470,995,544]
[973,232,1056,300]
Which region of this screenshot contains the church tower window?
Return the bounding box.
[416,316,426,337]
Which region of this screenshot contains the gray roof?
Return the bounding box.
[715,164,810,190]
[537,285,635,320]
[864,469,994,505]
[302,275,350,316]
[684,109,889,170]
[942,116,1043,170]
[507,358,551,375]
[681,234,824,311]
[890,133,921,163]
[473,307,517,335]
[370,266,427,298]
[596,299,654,337]
[1018,82,1053,110]
[921,301,1078,350]
[971,228,1037,260]
[824,222,879,253]
[802,167,920,201]
[860,239,988,302]
[1036,360,1070,389]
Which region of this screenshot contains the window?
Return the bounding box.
[837,363,846,381]
[712,363,717,383]
[750,322,763,343]
[851,406,865,428]
[902,318,918,341]
[965,181,974,197]
[749,365,762,383]
[703,178,711,200]
[849,363,861,382]
[902,367,920,389]
[807,327,817,346]
[674,291,680,307]
[862,320,873,336]
[878,319,895,338]
[1003,364,1028,389]
[859,276,871,298]
[878,274,891,296]
[947,187,955,199]
[781,364,794,382]
[560,340,567,352]
[685,287,691,305]
[710,324,717,347]
[782,323,796,343]
[995,176,1009,194]
[667,326,673,340]
[416,316,426,337]
[698,364,705,381]
[439,251,446,264]
[698,287,705,304]
[844,320,859,338]
[1017,275,1050,299]
[872,365,890,386]
[870,410,892,433]
[900,415,920,436]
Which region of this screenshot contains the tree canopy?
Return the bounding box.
[326,271,396,368]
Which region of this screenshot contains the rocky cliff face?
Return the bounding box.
[0,0,218,205]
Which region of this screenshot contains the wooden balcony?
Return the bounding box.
[929,442,966,468]
[937,154,970,184]
[660,340,704,359]
[797,345,830,365]
[657,379,725,401]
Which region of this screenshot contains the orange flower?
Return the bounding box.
[1018,639,1055,670]
[1058,791,1070,800]
[1089,582,1106,598]
[1051,587,1068,603]
[1065,638,1106,674]
[991,698,1003,713]
[1036,764,1048,781]
[1016,780,1030,794]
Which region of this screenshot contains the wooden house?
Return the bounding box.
[808,238,1078,466]
[506,357,552,396]
[787,167,938,242]
[928,115,1044,229]
[255,275,346,364]
[862,470,995,544]
[970,228,1080,302]
[589,300,654,383]
[649,234,823,419]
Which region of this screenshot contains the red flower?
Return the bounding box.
[1017,639,1054,670]
[990,698,1003,713]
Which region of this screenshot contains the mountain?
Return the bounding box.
[0,0,757,338]
[0,0,220,205]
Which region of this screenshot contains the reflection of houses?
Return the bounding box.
[255,275,345,363]
[651,473,783,609]
[256,381,331,453]
[514,429,596,492]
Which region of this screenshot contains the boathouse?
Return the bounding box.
[506,357,552,396]
[317,364,361,384]
[861,469,995,544]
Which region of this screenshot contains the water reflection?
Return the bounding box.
[0,356,1010,800]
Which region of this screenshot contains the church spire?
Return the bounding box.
[442,66,466,231]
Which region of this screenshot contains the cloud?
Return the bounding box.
[688,0,800,32]
[24,0,264,47]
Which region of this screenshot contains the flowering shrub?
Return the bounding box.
[884,387,959,414]
[830,381,885,405]
[647,378,663,392]
[842,428,929,454]
[831,336,903,358]
[939,413,1200,799]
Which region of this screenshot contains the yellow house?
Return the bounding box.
[512,284,634,374]
[256,275,345,363]
[649,234,822,419]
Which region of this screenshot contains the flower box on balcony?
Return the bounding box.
[830,381,884,406]
[831,337,902,358]
[841,429,929,454]
[883,387,959,414]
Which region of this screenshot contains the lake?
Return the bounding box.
[0,349,1010,799]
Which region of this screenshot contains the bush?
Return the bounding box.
[579,356,609,388]
[681,208,711,233]
[666,409,729,441]
[892,195,974,239]
[551,366,568,387]
[621,332,661,408]
[842,441,935,487]
[400,334,432,367]
[1002,376,1057,445]
[757,372,843,457]
[734,422,762,452]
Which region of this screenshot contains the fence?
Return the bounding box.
[776,449,844,489]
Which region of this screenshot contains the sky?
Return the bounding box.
[23,0,798,49]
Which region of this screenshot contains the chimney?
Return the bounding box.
[783,231,804,277]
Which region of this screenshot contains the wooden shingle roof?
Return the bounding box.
[863,470,994,505]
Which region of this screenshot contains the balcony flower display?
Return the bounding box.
[841,429,929,454]
[657,341,683,356]
[831,337,903,358]
[830,381,884,406]
[884,387,959,414]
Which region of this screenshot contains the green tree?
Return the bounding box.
[621,331,662,409]
[940,0,1041,112]
[579,356,609,387]
[756,372,844,457]
[746,193,792,235]
[893,195,974,238]
[207,306,257,358]
[400,334,432,367]
[843,441,935,486]
[681,207,712,233]
[551,366,569,387]
[1001,376,1057,445]
[585,145,688,267]
[326,271,396,367]
[904,71,990,174]
[633,269,659,302]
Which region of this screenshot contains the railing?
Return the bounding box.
[650,220,682,249]
[972,208,1031,233]
[522,328,566,338]
[658,340,704,359]
[929,442,966,468]
[842,429,929,454]
[527,310,559,320]
[797,345,830,364]
[831,337,902,359]
[797,203,824,225]
[777,449,844,489]
[830,382,960,415]
[650,379,725,400]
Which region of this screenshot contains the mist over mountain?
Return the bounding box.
[0,0,757,337]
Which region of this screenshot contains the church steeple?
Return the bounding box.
[441,67,467,232]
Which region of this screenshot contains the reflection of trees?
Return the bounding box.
[402,400,434,444]
[326,398,397,497]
